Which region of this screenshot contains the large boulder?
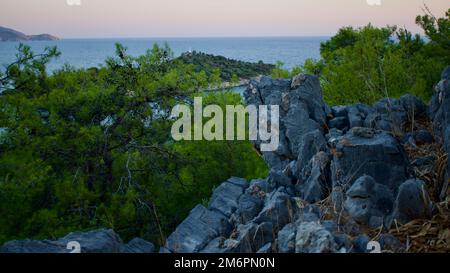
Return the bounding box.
[331,127,409,193]
[364,95,426,134]
[253,188,296,231]
[244,74,327,170]
[389,179,434,224]
[233,193,264,224]
[295,129,328,173]
[277,223,296,253]
[328,116,350,131]
[230,179,268,225]
[165,205,232,253]
[295,221,337,253]
[296,151,332,203]
[346,103,372,128]
[365,99,408,133]
[223,222,273,253]
[209,177,247,217]
[344,175,394,226]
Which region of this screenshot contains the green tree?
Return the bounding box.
[0,43,268,245]
[315,10,448,105]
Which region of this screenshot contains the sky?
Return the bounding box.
[0,0,448,38]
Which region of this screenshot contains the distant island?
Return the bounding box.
[0,26,59,42]
[177,51,274,81]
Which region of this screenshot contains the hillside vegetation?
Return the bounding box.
[177,51,275,82]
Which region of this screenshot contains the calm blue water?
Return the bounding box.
[0,37,327,72]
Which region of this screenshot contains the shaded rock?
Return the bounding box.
[0,229,124,253]
[326,128,343,145]
[281,97,319,155]
[200,237,227,253]
[365,98,410,132]
[247,178,272,194]
[61,229,124,253]
[121,238,156,253]
[224,223,258,253]
[341,219,360,236]
[430,66,450,190]
[295,222,337,253]
[332,105,348,118]
[344,175,394,225]
[368,216,384,229]
[227,177,249,188]
[209,179,247,217]
[321,220,338,233]
[442,66,450,80]
[347,104,371,128]
[378,234,404,252]
[253,222,274,251]
[296,129,327,173]
[331,127,409,193]
[293,203,322,222]
[390,179,433,224]
[297,151,331,203]
[430,70,450,136]
[413,129,433,145]
[277,223,296,253]
[165,205,232,253]
[267,169,293,189]
[253,188,295,230]
[352,234,370,253]
[262,153,290,171]
[328,116,349,131]
[0,240,65,253]
[290,74,308,89]
[399,94,427,120]
[333,233,352,252]
[244,74,327,169]
[233,193,264,224]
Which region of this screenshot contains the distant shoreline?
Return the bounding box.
[0,26,59,42]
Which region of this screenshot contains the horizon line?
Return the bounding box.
[57,35,333,40]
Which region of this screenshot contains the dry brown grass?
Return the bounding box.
[387,200,450,252]
[389,118,450,252]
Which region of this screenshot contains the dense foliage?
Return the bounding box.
[0,44,268,245]
[177,51,275,82]
[273,8,449,105]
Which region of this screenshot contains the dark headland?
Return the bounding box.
[0,26,59,42]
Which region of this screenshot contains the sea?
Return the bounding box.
[0,37,328,72]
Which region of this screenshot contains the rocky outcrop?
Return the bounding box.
[0,229,155,253]
[245,75,328,170]
[430,66,450,200]
[163,68,450,253]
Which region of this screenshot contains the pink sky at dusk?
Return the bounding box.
[0,0,448,38]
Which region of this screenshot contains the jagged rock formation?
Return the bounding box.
[0,229,155,253]
[162,67,450,253]
[430,66,450,200]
